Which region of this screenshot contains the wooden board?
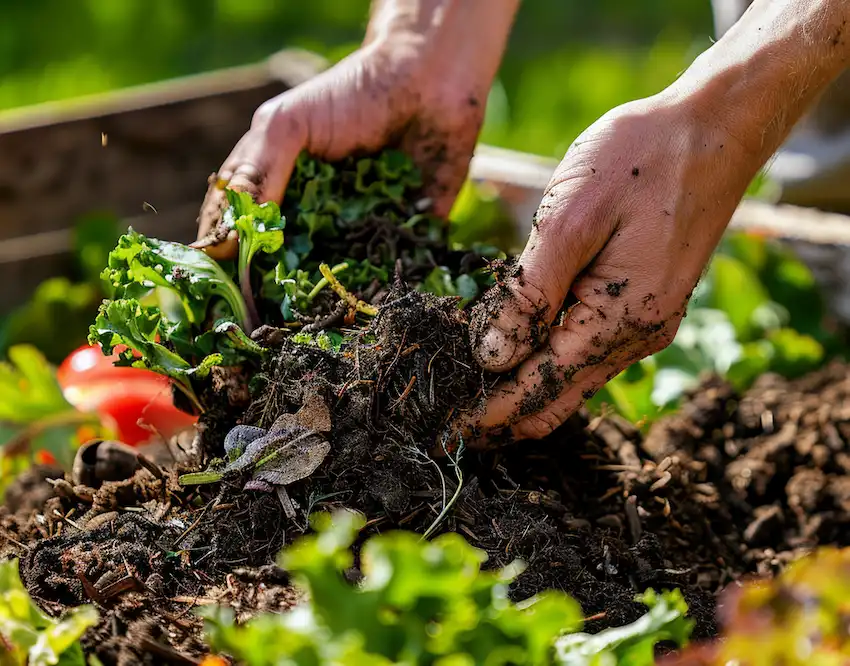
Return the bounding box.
[0,49,326,311]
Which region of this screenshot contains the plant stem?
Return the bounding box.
[307,262,350,302]
[421,438,465,540]
[318,263,378,316]
[240,267,261,333]
[178,470,224,485]
[173,379,206,416]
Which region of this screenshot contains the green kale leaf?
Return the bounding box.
[88,299,221,412]
[101,229,249,331]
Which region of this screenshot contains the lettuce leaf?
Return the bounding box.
[101,229,249,331]
[88,299,221,411]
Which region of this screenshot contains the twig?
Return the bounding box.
[171,595,219,605]
[53,509,82,530]
[391,375,417,409]
[174,509,206,547]
[405,446,446,508]
[319,263,378,316]
[0,528,30,551]
[136,452,163,479]
[583,611,608,623]
[625,495,642,544]
[137,637,200,666]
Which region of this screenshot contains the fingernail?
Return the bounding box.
[475,326,518,371]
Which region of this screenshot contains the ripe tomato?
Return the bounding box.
[58,344,197,446]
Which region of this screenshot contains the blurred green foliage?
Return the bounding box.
[0,215,120,364]
[0,1,713,155]
[202,509,692,665]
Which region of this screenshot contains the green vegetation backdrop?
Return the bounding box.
[0,0,714,156]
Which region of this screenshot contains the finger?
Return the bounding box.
[462,298,679,445]
[194,99,308,258]
[470,170,617,373]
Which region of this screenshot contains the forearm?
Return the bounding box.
[364,0,519,96]
[673,0,850,164]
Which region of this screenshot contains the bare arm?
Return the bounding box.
[679,0,850,163]
[466,0,850,443]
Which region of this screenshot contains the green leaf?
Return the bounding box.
[202,510,604,666]
[765,328,824,379]
[194,320,268,365]
[0,345,73,425]
[226,188,286,293]
[553,589,692,666]
[87,299,219,410]
[0,559,97,666]
[0,345,94,471]
[101,229,248,330]
[700,254,771,341]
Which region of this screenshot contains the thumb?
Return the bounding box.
[193,100,308,259]
[470,183,612,373]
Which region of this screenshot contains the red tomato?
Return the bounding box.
[57,343,151,385]
[58,344,197,446]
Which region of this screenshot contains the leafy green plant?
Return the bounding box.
[89,151,495,410]
[226,189,287,327]
[89,205,286,409]
[0,345,104,484]
[0,559,98,666]
[100,228,249,331]
[88,299,224,412]
[202,510,692,666]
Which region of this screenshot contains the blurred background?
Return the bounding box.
[0,0,846,426]
[0,0,712,154]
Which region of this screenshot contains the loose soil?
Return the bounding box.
[3,313,850,663]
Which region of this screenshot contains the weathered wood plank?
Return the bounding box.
[0,50,326,311]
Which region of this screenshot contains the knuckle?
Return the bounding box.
[514,410,561,440]
[251,100,278,127]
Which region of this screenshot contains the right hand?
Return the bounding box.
[195,41,486,259]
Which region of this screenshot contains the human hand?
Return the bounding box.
[195,0,519,259]
[461,0,850,444]
[463,93,760,442]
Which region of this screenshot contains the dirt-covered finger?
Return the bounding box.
[469,175,616,374]
[194,99,308,258]
[465,298,681,443]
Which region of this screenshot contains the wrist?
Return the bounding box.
[364,0,518,102]
[667,0,850,164]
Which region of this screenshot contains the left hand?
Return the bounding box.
[462,91,761,443]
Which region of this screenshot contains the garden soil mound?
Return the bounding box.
[3,313,850,664]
